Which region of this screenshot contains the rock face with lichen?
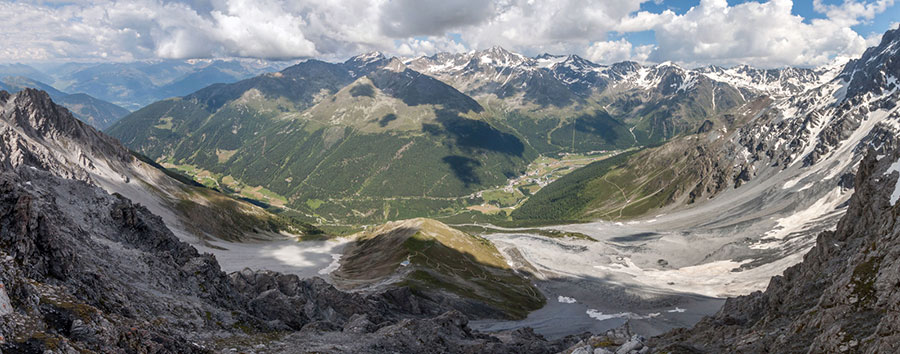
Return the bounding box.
[650,148,900,352]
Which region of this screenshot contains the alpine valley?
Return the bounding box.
[0,11,899,354]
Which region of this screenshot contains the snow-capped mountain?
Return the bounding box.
[662,25,900,268]
[731,27,899,172]
[696,63,844,99]
[406,46,578,106]
[509,27,900,305]
[406,47,838,105]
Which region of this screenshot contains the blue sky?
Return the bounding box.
[603,0,899,48]
[0,0,896,68]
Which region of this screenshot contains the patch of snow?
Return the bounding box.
[762,187,844,240]
[667,307,686,313]
[884,157,900,205]
[197,237,351,280]
[319,253,343,275]
[592,257,753,298]
[558,296,577,304]
[586,309,660,321]
[536,56,566,69]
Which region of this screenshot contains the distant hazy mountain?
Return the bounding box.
[0,62,54,83]
[0,76,130,129]
[46,59,293,110]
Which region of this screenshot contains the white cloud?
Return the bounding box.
[379,0,494,37]
[586,39,637,64]
[457,0,651,55]
[395,37,469,57]
[0,0,895,68]
[0,0,386,61]
[813,0,894,26]
[646,0,895,67]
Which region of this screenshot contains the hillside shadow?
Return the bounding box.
[378,113,397,127]
[442,155,482,187]
[520,79,579,108]
[368,68,484,113]
[424,109,525,157]
[573,111,623,143]
[350,83,375,98]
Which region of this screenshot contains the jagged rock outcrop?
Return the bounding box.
[560,326,652,354]
[0,167,244,352]
[651,148,900,352]
[0,88,132,182]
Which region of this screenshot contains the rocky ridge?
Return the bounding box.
[0,88,289,243]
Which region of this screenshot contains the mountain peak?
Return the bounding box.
[9,88,66,129]
[383,57,408,72]
[534,53,564,60]
[344,51,391,77]
[563,54,598,67]
[346,51,388,65]
[12,87,53,105]
[656,61,682,69]
[486,45,512,53]
[477,46,528,66]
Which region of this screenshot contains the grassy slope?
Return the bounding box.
[133,151,325,241]
[108,63,540,224]
[333,218,544,319]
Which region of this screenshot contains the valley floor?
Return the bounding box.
[156,151,852,340]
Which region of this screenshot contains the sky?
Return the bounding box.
[0,0,897,68]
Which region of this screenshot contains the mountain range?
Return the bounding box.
[516,26,899,222]
[106,44,850,224]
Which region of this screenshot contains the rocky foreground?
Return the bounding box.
[0,167,589,353]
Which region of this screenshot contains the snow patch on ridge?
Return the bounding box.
[586,309,660,321]
[884,157,900,205]
[557,296,577,303]
[761,187,845,241]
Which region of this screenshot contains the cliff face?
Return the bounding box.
[652,148,900,353]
